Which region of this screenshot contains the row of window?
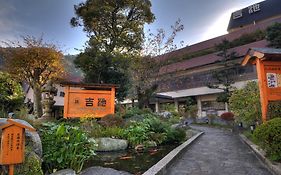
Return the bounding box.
[158,65,255,92]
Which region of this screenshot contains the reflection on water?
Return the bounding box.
[84,144,178,174]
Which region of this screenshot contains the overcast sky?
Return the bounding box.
[0,0,264,55]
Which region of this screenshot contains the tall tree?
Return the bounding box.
[142,19,184,56]
[207,39,238,105]
[130,19,184,108]
[71,0,155,101]
[266,22,281,48]
[0,36,64,118]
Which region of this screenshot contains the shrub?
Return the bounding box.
[220,112,234,121]
[91,126,125,139]
[15,150,43,175]
[161,103,176,112]
[165,128,186,144]
[229,81,261,125]
[253,118,281,161]
[122,107,149,119]
[123,121,151,147]
[98,114,124,127]
[40,122,96,173]
[144,117,168,133]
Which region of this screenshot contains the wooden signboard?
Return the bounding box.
[264,62,281,100]
[63,83,117,118]
[0,119,36,175]
[242,48,281,122]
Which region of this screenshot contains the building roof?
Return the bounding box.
[157,80,253,98]
[155,14,281,64]
[242,47,281,65]
[60,82,119,89]
[228,0,281,31]
[159,40,267,75]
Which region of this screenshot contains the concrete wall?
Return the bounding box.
[24,84,65,106]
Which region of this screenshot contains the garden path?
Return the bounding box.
[165,125,273,175]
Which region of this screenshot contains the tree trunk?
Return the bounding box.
[33,86,43,118]
[136,86,145,109]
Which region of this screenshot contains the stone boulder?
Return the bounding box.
[158,111,172,118]
[94,137,128,152]
[50,169,76,175]
[80,166,131,175]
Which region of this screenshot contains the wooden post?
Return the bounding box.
[63,86,70,118]
[111,87,115,114]
[256,59,268,122]
[9,165,14,175]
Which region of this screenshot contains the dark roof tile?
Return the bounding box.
[159,40,267,75]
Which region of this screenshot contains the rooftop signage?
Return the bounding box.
[228,0,281,31]
[232,3,261,20]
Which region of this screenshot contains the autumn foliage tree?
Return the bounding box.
[0,36,64,118]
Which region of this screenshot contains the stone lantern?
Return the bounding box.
[41,80,57,119]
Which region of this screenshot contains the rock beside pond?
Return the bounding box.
[80,166,132,175]
[94,137,128,151]
[50,169,76,175]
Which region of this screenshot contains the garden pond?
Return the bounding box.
[84,144,179,174]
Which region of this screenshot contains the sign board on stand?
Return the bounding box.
[0,119,36,175]
[62,83,118,118]
[242,48,281,122]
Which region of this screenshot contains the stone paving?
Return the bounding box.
[165,125,272,175]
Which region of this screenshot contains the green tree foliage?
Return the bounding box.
[71,0,155,101]
[207,39,238,103]
[266,22,281,48]
[71,0,155,53]
[74,51,130,100]
[0,72,24,115]
[229,81,261,125]
[0,36,65,118]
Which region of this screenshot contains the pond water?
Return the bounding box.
[84,144,179,174]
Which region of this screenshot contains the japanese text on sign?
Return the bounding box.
[84,98,106,107]
[267,73,281,88]
[248,3,260,14]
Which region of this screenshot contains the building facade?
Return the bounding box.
[152,0,281,117]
